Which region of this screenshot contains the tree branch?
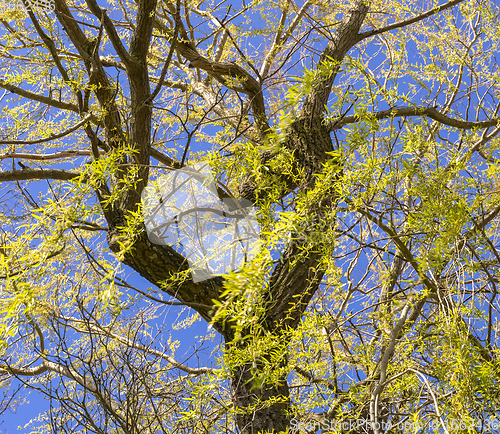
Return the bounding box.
[0,150,102,161]
[149,0,179,102]
[294,365,337,391]
[370,302,413,434]
[25,4,84,110]
[328,106,500,131]
[99,55,126,70]
[192,5,261,81]
[0,363,48,376]
[182,51,270,135]
[150,147,181,168]
[85,0,134,67]
[1,356,152,432]
[301,0,369,119]
[129,0,158,62]
[0,168,81,182]
[259,0,313,79]
[409,369,450,434]
[55,0,128,176]
[0,112,93,145]
[0,81,79,113]
[349,199,437,293]
[55,314,213,375]
[357,0,466,42]
[191,81,261,143]
[154,7,270,136]
[152,9,268,138]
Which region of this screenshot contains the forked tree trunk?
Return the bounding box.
[105,114,338,433]
[103,2,370,432]
[108,211,327,432]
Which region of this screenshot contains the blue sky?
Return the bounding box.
[2,0,500,432]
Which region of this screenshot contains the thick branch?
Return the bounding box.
[0,363,48,376]
[183,51,270,135]
[301,0,369,119]
[152,10,268,138]
[54,0,92,63]
[130,0,158,62]
[54,0,127,151]
[192,5,261,80]
[85,0,134,66]
[166,22,269,136]
[0,81,79,112]
[113,0,158,210]
[0,150,103,161]
[150,147,180,168]
[266,241,324,331]
[106,225,225,331]
[357,0,466,42]
[328,106,500,131]
[100,56,126,70]
[0,168,80,182]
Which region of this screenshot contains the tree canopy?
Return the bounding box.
[1,0,500,432]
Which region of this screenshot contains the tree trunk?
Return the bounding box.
[102,3,370,431]
[231,362,291,433]
[106,116,332,432]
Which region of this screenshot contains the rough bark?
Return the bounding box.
[231,362,291,433]
[107,223,224,327]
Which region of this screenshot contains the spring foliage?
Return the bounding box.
[1,0,500,432]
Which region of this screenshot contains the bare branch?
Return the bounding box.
[55,314,213,375]
[370,301,412,434]
[0,357,141,430]
[153,7,269,136]
[25,5,84,110]
[409,369,450,434]
[85,0,134,66]
[192,5,261,80]
[0,168,81,182]
[181,50,270,135]
[0,81,79,113]
[54,0,126,149]
[260,0,314,79]
[191,81,261,142]
[348,198,437,293]
[0,150,102,161]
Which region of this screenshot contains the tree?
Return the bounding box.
[1,0,500,432]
